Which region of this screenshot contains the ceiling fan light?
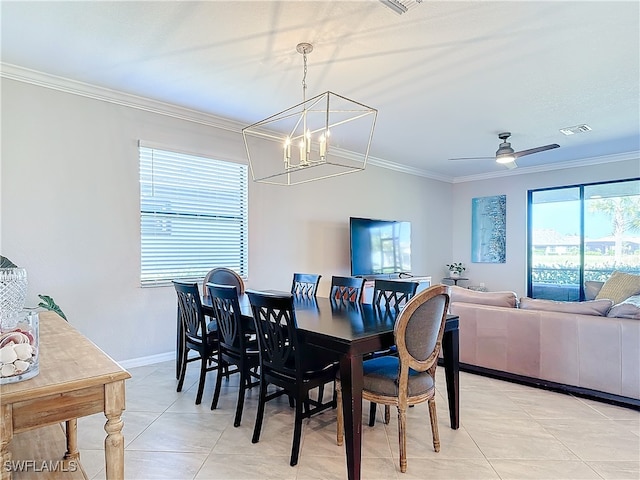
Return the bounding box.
[496,153,516,164]
[495,140,515,163]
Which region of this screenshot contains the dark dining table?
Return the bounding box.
[199,293,459,480]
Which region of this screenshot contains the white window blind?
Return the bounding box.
[139,145,248,286]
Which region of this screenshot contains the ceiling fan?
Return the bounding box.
[450,132,560,169]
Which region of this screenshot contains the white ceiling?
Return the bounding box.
[2,1,639,180]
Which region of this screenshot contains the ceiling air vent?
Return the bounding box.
[379,0,422,15]
[560,124,592,136]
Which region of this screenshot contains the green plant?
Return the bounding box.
[37,294,67,321]
[1,256,17,268]
[1,255,67,320]
[446,262,466,274]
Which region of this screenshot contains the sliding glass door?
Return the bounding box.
[528,178,640,300]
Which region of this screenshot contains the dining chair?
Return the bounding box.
[202,267,245,298]
[330,275,365,303]
[336,284,450,473]
[369,279,420,426]
[247,291,338,467]
[207,283,260,427]
[291,273,322,297]
[173,281,220,405]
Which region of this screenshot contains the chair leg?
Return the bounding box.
[176,346,189,392]
[211,359,225,410]
[234,367,248,427]
[252,379,268,444]
[176,312,183,380]
[336,381,343,446]
[290,396,304,466]
[428,397,440,453]
[384,405,391,424]
[398,405,408,473]
[369,402,377,427]
[195,353,208,405]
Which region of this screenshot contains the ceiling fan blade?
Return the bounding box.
[449,156,494,161]
[502,160,518,169]
[513,144,560,159]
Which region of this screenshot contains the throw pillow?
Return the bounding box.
[448,285,517,308]
[607,294,640,320]
[519,297,613,316]
[595,271,640,305]
[584,281,605,301]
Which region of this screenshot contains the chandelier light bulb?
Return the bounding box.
[283,137,291,166]
[319,134,327,159]
[299,139,305,164]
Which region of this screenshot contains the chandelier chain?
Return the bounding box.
[302,51,308,103]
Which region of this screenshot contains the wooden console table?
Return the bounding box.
[0,312,130,479]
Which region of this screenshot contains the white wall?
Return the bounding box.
[1,78,453,363]
[450,159,640,297]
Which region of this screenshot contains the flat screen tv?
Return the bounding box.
[349,217,412,277]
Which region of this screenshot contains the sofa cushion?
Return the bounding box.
[449,285,517,308]
[584,281,605,301]
[595,271,640,304]
[607,294,640,320]
[519,297,613,316]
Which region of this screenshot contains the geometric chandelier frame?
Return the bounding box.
[242,43,377,186]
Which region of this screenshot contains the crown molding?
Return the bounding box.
[366,155,453,182]
[2,63,635,185]
[2,63,446,181]
[0,63,245,133]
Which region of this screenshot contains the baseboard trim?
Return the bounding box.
[118,351,175,370]
[459,363,640,411]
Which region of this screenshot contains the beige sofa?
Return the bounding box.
[448,284,640,407]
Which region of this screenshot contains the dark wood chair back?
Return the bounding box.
[330,275,365,303]
[291,273,322,297]
[174,281,207,341]
[207,283,248,358]
[247,292,300,379]
[373,279,419,310]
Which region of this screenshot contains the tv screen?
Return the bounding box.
[349,217,412,277]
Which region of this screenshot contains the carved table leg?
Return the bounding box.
[64,418,80,468]
[104,380,126,480]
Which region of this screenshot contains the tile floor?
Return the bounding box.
[77,361,639,479]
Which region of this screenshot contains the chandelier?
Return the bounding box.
[242,43,378,186]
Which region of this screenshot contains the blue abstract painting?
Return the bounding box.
[471,195,506,263]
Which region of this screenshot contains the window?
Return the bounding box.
[528,178,640,300]
[139,144,248,286]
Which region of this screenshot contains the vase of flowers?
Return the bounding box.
[446,262,465,278]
